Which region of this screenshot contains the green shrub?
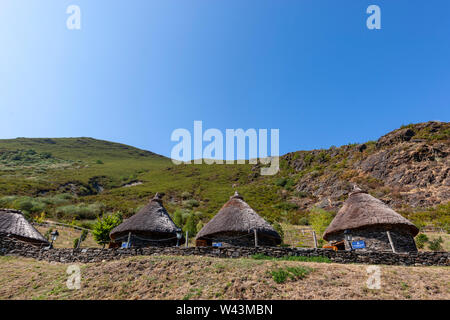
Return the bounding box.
[172,209,184,227]
[297,216,310,226]
[251,254,331,263]
[294,191,309,198]
[309,208,335,238]
[251,253,275,260]
[0,196,18,207]
[415,233,429,249]
[44,228,53,241]
[428,237,443,251]
[181,191,192,200]
[73,230,88,248]
[11,196,46,215]
[273,202,299,211]
[275,178,288,187]
[274,178,295,190]
[196,220,204,233]
[270,266,313,284]
[270,269,290,284]
[183,199,199,209]
[92,212,123,246]
[55,202,105,220]
[184,214,198,237]
[284,255,331,263]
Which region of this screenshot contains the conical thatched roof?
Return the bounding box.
[110,193,182,241]
[196,192,281,243]
[0,209,49,245]
[323,188,419,241]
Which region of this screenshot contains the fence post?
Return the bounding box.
[185,231,189,248]
[127,232,131,248]
[312,231,318,249]
[254,229,258,247]
[386,231,396,253]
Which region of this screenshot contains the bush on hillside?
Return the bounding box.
[92,212,123,247]
[55,202,105,220]
[309,208,335,238]
[415,233,429,249]
[182,199,199,209]
[428,237,443,251]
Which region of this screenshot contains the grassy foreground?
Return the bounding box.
[0,255,448,300]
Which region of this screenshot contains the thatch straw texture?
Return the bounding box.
[109,193,182,242]
[323,189,419,241]
[196,192,281,244]
[0,209,49,245]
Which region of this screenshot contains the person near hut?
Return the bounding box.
[323,186,419,253]
[109,193,184,248]
[0,209,49,247]
[196,191,281,247]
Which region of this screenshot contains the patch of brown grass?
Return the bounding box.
[0,255,448,300]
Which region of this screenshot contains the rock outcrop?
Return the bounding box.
[279,121,449,211]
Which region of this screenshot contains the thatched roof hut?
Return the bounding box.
[196,192,281,247]
[323,187,419,252]
[110,193,184,247]
[0,209,49,246]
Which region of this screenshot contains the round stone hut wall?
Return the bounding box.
[201,232,276,247]
[113,234,178,248]
[326,225,417,253]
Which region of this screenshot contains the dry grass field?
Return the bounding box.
[34,224,101,248]
[0,255,448,300]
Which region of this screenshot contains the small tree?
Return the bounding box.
[92,212,123,247]
[196,220,204,232]
[172,209,184,228]
[309,208,334,237]
[415,233,429,249]
[73,230,89,248]
[428,237,443,251]
[184,214,198,237]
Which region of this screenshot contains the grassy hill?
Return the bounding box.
[1,255,448,300]
[0,122,448,241]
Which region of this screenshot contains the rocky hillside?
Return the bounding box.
[280,121,449,211]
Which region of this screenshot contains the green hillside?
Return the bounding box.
[0,121,449,240]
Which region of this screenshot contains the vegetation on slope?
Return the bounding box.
[0,122,448,242]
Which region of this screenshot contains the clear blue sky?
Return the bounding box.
[0,1,449,158]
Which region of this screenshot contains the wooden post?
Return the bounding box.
[185,231,189,248]
[254,229,258,247]
[76,233,81,249]
[386,231,396,253]
[312,231,318,249]
[127,232,131,248]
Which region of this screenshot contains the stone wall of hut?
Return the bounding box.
[200,232,277,247]
[112,234,179,248]
[1,236,448,266]
[326,226,417,253]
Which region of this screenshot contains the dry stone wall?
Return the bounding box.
[0,236,448,266]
